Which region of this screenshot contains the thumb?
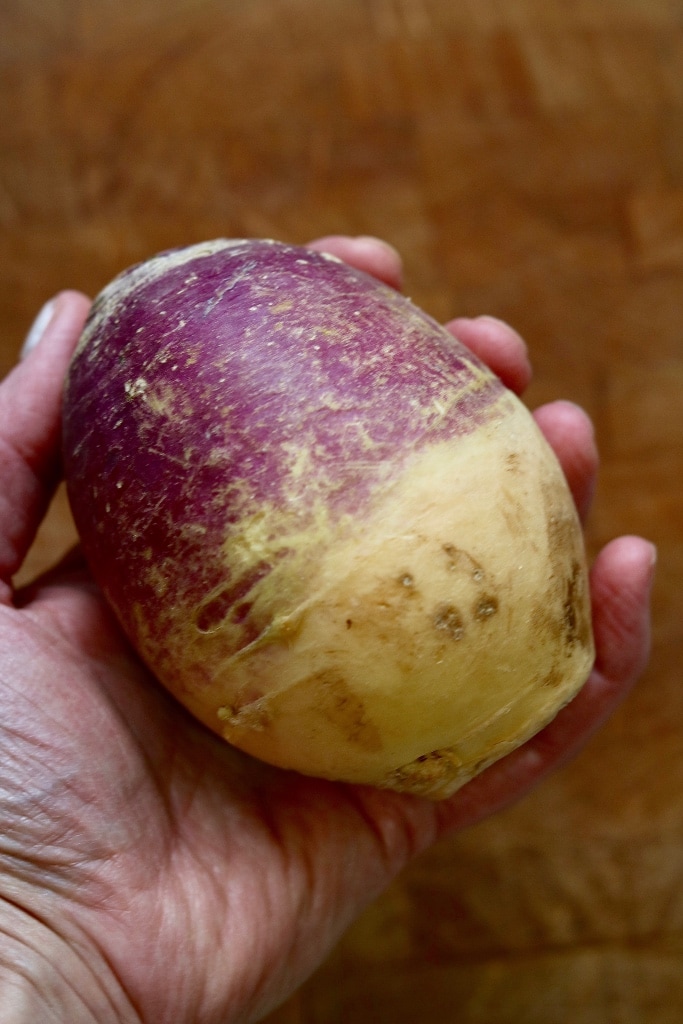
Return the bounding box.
[0,291,91,590]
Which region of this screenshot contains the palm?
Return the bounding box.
[6,555,444,1022]
[0,237,653,1024]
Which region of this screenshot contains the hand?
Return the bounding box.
[0,237,654,1024]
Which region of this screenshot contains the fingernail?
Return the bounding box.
[637,541,658,600]
[21,297,58,359]
[476,315,511,328]
[354,234,398,251]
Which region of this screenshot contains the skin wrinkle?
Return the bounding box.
[0,383,60,469]
[235,777,336,1001]
[0,650,174,913]
[0,359,67,562]
[0,719,86,872]
[126,871,214,1021]
[85,743,330,1020]
[348,786,438,874]
[227,792,370,1022]
[115,809,290,1024]
[187,775,414,1023]
[0,895,143,1024]
[3,745,229,1024]
[0,437,51,588]
[0,738,112,898]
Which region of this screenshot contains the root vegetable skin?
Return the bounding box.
[62,239,595,798]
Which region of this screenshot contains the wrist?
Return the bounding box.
[0,896,140,1024]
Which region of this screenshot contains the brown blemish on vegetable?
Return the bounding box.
[218,697,272,732]
[384,747,464,797]
[397,571,417,592]
[542,666,564,688]
[530,600,557,647]
[442,543,486,581]
[563,560,592,648]
[474,594,499,621]
[499,489,528,539]
[305,671,382,751]
[542,483,592,653]
[433,604,465,640]
[530,564,591,660]
[342,573,423,670]
[563,568,579,642]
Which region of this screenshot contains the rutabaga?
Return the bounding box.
[62,239,594,798]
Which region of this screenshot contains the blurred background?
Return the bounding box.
[1,0,682,1020]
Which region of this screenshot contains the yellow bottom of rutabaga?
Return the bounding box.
[168,393,595,798]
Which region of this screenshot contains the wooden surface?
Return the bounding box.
[2,1,682,1020]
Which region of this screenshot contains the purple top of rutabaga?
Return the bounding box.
[70,240,502,500]
[63,239,506,643]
